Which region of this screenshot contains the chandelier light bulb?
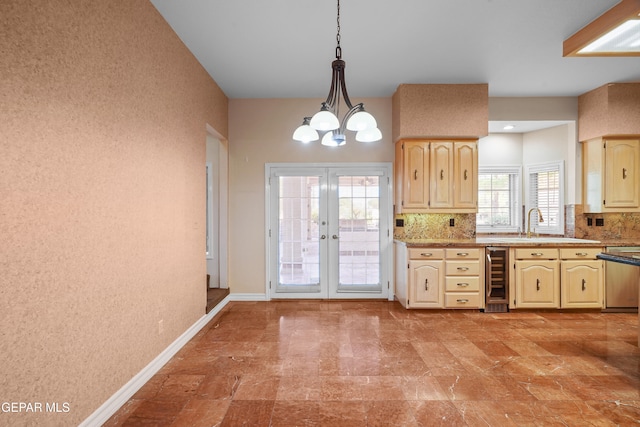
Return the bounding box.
[355,127,382,143]
[321,132,346,147]
[293,124,319,143]
[346,110,377,131]
[310,110,340,131]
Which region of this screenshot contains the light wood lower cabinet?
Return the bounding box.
[444,248,483,308]
[514,260,559,308]
[511,247,604,309]
[394,243,482,309]
[410,260,444,308]
[559,248,604,308]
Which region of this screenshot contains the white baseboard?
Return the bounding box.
[79,295,231,427]
[228,293,267,301]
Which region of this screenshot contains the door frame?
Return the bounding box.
[265,162,394,301]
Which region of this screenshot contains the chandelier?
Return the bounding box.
[292,0,381,146]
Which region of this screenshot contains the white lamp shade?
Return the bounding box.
[346,110,377,131]
[293,124,319,143]
[355,127,382,142]
[321,132,346,147]
[310,110,339,131]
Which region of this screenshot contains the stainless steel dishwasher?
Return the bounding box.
[604,246,640,312]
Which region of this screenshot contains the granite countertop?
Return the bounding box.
[597,251,640,267]
[395,237,638,248]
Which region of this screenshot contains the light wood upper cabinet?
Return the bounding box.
[453,142,478,209]
[395,139,477,213]
[400,140,430,210]
[430,142,454,208]
[582,138,640,213]
[604,140,639,208]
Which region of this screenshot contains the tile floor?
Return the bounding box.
[105,301,640,426]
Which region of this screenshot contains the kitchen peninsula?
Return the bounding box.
[597,250,640,345]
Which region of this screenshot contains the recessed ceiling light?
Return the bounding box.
[503,125,515,130]
[564,0,640,57]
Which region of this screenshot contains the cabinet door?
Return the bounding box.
[403,141,430,209]
[453,142,477,209]
[515,260,559,308]
[561,260,603,308]
[430,142,453,208]
[605,140,639,208]
[410,260,443,308]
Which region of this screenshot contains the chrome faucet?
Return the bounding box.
[526,208,544,238]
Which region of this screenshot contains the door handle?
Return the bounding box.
[582,279,586,291]
[536,278,540,291]
[332,235,339,239]
[414,169,418,180]
[425,278,429,291]
[464,169,468,180]
[623,168,627,179]
[440,169,444,180]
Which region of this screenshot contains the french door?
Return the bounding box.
[266,164,392,299]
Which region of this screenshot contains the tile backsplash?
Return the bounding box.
[395,206,640,242]
[574,204,640,241]
[394,213,476,240]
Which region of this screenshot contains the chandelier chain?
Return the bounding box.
[336,0,341,59]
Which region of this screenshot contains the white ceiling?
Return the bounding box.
[149,1,640,126]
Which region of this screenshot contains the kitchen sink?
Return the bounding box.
[477,237,601,244]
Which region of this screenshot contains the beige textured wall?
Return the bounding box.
[1,1,228,424]
[392,84,489,141]
[578,83,640,141]
[228,98,393,295]
[489,97,578,121]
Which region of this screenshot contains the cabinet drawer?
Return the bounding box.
[445,293,481,308]
[514,248,558,260]
[445,260,480,276]
[559,248,602,260]
[445,248,481,260]
[409,248,445,260]
[445,276,480,292]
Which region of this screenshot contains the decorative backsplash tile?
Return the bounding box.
[394,213,476,240]
[395,205,640,242]
[574,204,640,241]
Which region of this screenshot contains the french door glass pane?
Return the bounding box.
[278,176,320,286]
[337,176,380,287]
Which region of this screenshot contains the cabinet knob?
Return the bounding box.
[425,278,429,291]
[531,252,543,257]
[456,299,469,304]
[457,282,469,287]
[464,169,468,180]
[457,252,469,257]
[457,267,469,271]
[536,278,540,291]
[623,168,627,179]
[420,253,432,257]
[321,235,326,239]
[582,278,586,291]
[575,252,588,257]
[414,169,418,180]
[440,169,444,180]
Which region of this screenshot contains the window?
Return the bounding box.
[526,161,564,235]
[476,167,521,233]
